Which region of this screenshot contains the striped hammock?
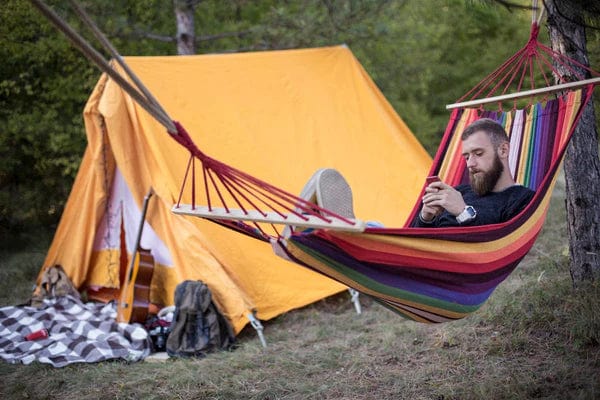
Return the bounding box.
[282,88,592,322]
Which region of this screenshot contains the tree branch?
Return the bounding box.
[196,30,252,43]
[133,30,175,43]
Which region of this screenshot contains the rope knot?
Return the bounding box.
[525,23,540,56]
[172,121,206,161]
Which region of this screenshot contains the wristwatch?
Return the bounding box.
[456,205,477,224]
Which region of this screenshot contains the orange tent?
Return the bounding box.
[42,45,431,334]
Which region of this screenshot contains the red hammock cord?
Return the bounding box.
[456,23,600,109]
[170,121,358,233]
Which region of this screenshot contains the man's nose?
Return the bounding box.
[466,157,476,168]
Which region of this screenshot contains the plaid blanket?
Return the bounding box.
[0,295,151,367]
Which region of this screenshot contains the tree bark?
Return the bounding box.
[545,0,600,285]
[174,0,196,55]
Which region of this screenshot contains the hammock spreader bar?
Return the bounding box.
[447,76,600,109]
[173,205,367,232]
[167,21,600,238]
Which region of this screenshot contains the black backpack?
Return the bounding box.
[166,280,235,357]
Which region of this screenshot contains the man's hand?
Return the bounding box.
[421,181,466,220]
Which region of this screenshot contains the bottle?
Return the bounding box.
[25,328,49,341]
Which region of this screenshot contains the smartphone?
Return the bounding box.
[426,175,440,185]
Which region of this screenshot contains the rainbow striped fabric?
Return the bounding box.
[283,88,592,323]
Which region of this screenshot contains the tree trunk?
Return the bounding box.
[545,0,600,285]
[174,0,196,55]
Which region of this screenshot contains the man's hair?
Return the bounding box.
[461,118,509,148]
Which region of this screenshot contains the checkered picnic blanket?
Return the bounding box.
[0,295,151,367]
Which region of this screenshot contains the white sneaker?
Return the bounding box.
[281,168,355,238]
[313,168,355,219]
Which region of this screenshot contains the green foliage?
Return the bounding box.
[365,0,532,152]
[0,0,96,235]
[82,0,176,55]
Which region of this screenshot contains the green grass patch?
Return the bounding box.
[1,180,599,399]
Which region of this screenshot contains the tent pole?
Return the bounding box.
[446,77,600,109]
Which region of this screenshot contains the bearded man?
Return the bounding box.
[415,118,535,227]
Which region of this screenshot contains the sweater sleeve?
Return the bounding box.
[411,211,437,228]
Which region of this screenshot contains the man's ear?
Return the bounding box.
[498,141,510,159]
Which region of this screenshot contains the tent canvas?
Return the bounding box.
[42,45,432,334]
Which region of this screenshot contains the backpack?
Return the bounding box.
[166,280,235,357]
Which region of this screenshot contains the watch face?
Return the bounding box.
[457,206,477,224]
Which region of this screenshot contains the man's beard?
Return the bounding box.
[470,154,503,196]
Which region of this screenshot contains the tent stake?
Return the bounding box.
[247,313,267,348]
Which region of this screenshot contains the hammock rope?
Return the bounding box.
[450,22,600,110]
[169,121,364,233]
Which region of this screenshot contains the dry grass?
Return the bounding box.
[1,178,599,399]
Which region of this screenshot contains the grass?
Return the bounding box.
[1,178,599,400]
[0,228,52,307]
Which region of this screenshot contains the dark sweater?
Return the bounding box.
[413,184,535,228]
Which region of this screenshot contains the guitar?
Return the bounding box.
[117,188,155,324]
